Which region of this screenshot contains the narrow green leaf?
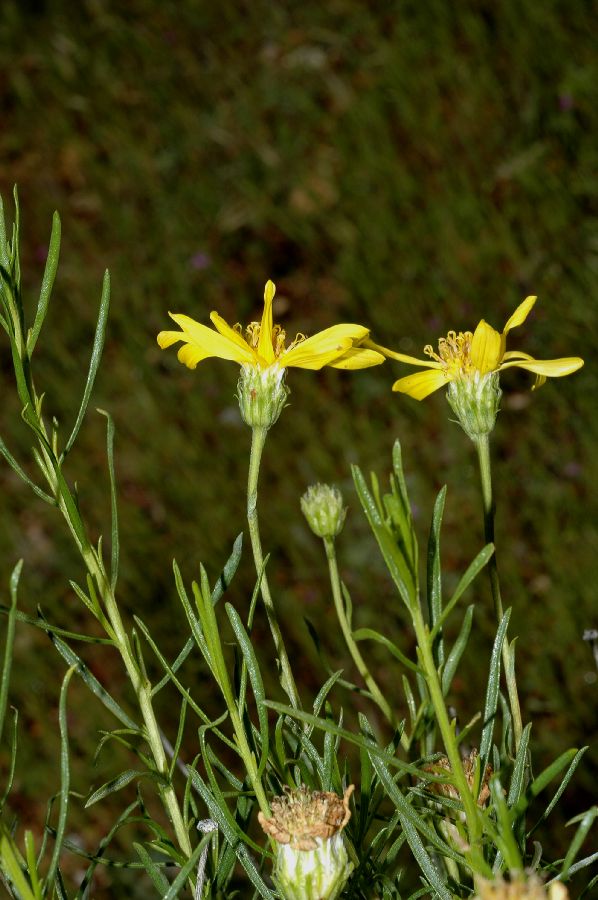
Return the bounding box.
[163,833,209,899]
[431,543,494,639]
[507,722,532,807]
[0,435,54,504]
[76,799,139,898]
[212,533,243,605]
[97,410,119,591]
[187,766,274,898]
[0,833,37,900]
[63,269,110,456]
[24,832,41,899]
[352,628,422,674]
[133,842,170,895]
[441,605,474,696]
[27,211,61,355]
[528,747,588,835]
[480,609,511,772]
[226,604,269,772]
[427,486,446,666]
[352,465,415,610]
[168,696,188,781]
[560,806,597,878]
[46,665,76,891]
[46,629,139,730]
[489,777,522,870]
[85,770,148,808]
[265,701,423,781]
[370,753,455,897]
[0,561,21,745]
[0,603,113,645]
[0,708,18,810]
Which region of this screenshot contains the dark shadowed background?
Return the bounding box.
[0,0,596,894]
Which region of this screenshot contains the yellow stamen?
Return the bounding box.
[424,330,475,378]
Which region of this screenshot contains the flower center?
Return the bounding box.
[424,330,475,377]
[237,322,307,360]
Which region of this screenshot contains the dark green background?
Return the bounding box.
[0,0,596,893]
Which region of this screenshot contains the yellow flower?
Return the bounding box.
[157,280,384,372]
[369,296,583,400]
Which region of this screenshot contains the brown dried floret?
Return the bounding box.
[423,748,492,807]
[258,784,354,851]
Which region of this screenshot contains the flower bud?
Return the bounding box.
[259,785,355,900]
[301,484,347,540]
[236,363,289,430]
[446,370,502,440]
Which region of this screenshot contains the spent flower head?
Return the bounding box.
[259,785,354,900]
[474,873,569,900]
[301,484,347,540]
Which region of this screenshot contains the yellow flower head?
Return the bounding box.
[157,280,384,373]
[369,296,583,400]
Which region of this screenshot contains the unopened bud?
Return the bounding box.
[301,484,347,540]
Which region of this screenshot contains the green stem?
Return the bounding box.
[474,434,523,751]
[412,605,488,876]
[324,537,407,747]
[81,547,193,860]
[247,426,301,710]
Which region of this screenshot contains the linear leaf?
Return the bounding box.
[63,269,110,456]
[431,544,494,639]
[352,628,421,674]
[441,605,474,696]
[427,486,446,666]
[0,561,21,746]
[46,665,76,891]
[212,533,243,605]
[27,211,61,355]
[47,629,139,730]
[480,609,511,773]
[85,770,147,808]
[226,603,269,772]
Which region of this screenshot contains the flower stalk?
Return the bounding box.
[248,425,301,710]
[474,434,523,750]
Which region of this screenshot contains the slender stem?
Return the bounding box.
[324,537,408,746]
[474,434,523,750]
[81,547,193,859]
[247,426,301,709]
[412,605,489,876]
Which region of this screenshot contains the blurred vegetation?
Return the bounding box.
[0,0,596,893]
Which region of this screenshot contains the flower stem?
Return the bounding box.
[247,426,301,710]
[411,605,488,876]
[324,537,408,746]
[474,434,523,750]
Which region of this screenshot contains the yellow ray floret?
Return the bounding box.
[367,296,583,399]
[158,280,384,372]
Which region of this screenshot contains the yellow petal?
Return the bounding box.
[364,340,442,368]
[470,320,503,373]
[282,324,368,369]
[177,343,212,369]
[499,356,584,378]
[210,311,254,353]
[503,295,537,334]
[392,368,448,400]
[258,280,276,365]
[168,313,256,365]
[157,329,185,349]
[329,347,385,369]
